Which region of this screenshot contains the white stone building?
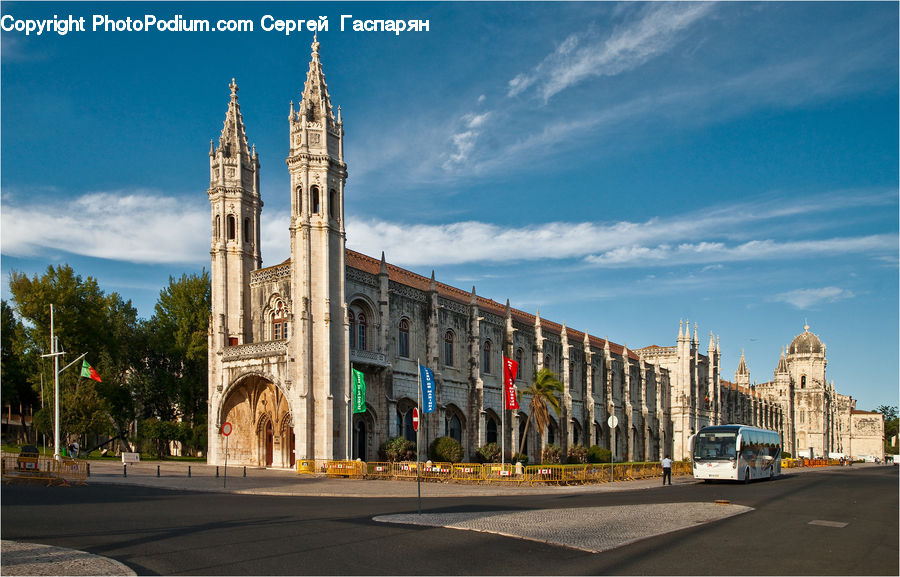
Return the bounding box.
[205,39,876,467]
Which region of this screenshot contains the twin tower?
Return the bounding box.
[206,37,350,464]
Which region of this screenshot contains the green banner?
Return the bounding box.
[351,368,366,414]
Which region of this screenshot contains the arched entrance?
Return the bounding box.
[220,374,292,467]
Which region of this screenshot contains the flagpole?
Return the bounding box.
[349,363,353,460]
[52,304,59,460]
[501,356,505,467]
[416,358,422,515]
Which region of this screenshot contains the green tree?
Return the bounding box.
[877,405,899,455]
[8,265,141,444]
[1,300,39,442]
[516,368,563,459]
[138,271,210,429]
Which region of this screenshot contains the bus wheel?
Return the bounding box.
[744,468,751,484]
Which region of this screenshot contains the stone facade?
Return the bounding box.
[731,324,883,459]
[205,39,880,467]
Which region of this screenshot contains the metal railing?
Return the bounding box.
[1,453,88,485]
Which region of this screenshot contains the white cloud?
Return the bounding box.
[508,3,716,101]
[774,287,855,309]
[1,191,208,264]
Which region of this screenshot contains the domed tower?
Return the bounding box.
[786,323,827,391]
[786,323,829,457]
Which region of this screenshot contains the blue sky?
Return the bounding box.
[2,2,897,411]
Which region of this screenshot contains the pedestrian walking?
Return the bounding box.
[661,455,673,485]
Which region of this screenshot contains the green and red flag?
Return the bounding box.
[81,359,102,382]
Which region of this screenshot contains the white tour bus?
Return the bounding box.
[692,425,782,482]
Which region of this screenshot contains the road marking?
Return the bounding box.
[808,520,848,528]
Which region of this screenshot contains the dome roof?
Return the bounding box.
[788,324,823,355]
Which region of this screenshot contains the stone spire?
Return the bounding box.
[216,78,252,162]
[736,350,749,376]
[775,346,789,374]
[298,34,335,125]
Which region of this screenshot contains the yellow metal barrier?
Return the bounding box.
[420,462,453,481]
[325,460,365,478]
[525,465,565,485]
[482,463,523,483]
[393,461,419,479]
[451,463,483,483]
[297,459,317,475]
[1,453,87,485]
[366,461,393,478]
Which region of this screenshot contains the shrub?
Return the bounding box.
[429,436,463,463]
[567,444,588,464]
[378,437,417,462]
[474,442,501,463]
[541,443,562,464]
[781,451,792,459]
[587,445,612,464]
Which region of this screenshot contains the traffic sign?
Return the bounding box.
[221,422,233,436]
[412,408,420,431]
[607,415,618,429]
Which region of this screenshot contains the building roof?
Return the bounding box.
[789,323,824,355]
[344,249,643,360]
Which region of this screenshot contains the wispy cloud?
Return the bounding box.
[4,188,895,270]
[774,287,856,309]
[508,3,717,102]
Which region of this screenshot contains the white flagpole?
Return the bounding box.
[52,304,59,460]
[416,358,422,515]
[501,357,505,466]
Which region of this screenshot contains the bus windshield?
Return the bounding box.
[693,431,737,461]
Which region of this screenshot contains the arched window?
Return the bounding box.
[444,330,454,366]
[214,215,220,240]
[357,312,367,350]
[227,215,236,240]
[801,375,806,389]
[311,186,320,214]
[544,354,551,371]
[349,313,356,350]
[329,189,337,219]
[296,186,302,213]
[548,421,556,446]
[398,319,410,358]
[515,349,523,380]
[569,359,574,384]
[482,341,492,374]
[271,301,288,340]
[243,218,250,244]
[486,417,498,445]
[448,414,462,443]
[572,421,580,447]
[397,408,416,442]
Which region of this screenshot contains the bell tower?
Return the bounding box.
[208,79,261,350]
[287,35,350,460]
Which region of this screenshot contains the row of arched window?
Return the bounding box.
[295,185,339,219]
[213,214,252,243]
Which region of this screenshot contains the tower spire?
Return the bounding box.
[217,78,252,162]
[298,34,334,125]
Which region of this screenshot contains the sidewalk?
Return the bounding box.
[83,459,696,496]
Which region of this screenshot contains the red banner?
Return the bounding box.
[503,356,519,410]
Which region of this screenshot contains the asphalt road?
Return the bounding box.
[2,465,896,575]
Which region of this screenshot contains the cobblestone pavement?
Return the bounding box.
[373,502,752,553]
[0,541,136,576]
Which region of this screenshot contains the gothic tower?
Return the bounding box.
[286,36,350,460]
[208,79,261,350]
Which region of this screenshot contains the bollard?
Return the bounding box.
[124,464,127,477]
[216,466,219,478]
[87,463,91,477]
[243,466,246,477]
[157,465,160,477]
[188,465,191,478]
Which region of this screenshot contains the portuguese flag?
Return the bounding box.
[81,359,102,382]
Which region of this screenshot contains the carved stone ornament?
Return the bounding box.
[311,133,321,145]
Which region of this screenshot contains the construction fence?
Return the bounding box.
[1,453,89,485]
[302,459,696,486]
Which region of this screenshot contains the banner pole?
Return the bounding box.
[416,359,422,515]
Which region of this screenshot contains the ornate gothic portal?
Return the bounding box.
[220,376,294,468]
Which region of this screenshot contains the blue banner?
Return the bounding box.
[420,364,436,413]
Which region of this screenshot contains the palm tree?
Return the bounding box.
[517,368,563,459]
